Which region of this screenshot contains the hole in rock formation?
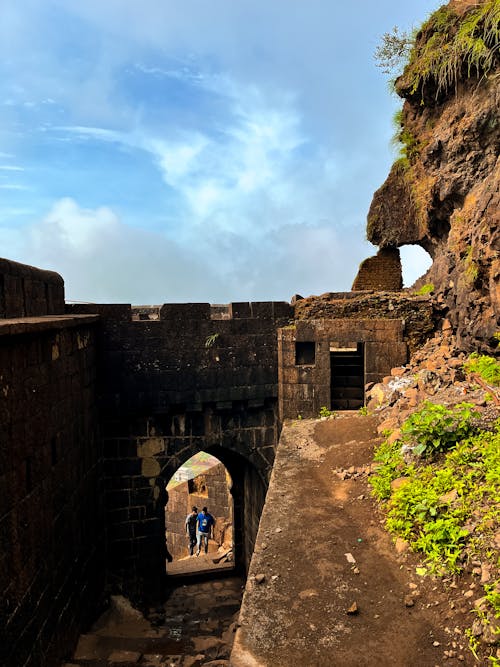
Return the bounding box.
[399,245,433,287]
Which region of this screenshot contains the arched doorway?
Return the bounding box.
[165,452,235,575]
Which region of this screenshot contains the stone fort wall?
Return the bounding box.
[65,300,293,601]
[0,259,103,667]
[1,256,434,667]
[0,257,65,318]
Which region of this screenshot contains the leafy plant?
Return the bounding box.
[319,406,336,418]
[372,419,500,662]
[370,438,408,500]
[376,424,500,568]
[464,353,500,387]
[205,333,220,348]
[415,283,434,295]
[400,401,479,457]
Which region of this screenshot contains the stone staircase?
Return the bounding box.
[63,575,243,667]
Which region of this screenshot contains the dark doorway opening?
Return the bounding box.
[330,342,364,410]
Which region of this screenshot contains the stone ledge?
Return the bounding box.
[0,314,99,336]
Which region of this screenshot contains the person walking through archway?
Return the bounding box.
[185,506,198,557]
[196,506,215,556]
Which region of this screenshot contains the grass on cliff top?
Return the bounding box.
[398,0,500,101]
[370,401,500,655]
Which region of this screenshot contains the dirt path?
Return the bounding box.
[232,414,473,667]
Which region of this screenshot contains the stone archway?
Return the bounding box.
[159,442,268,577]
[165,451,234,567]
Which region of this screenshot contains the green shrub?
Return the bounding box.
[371,423,500,573]
[400,401,479,457]
[415,283,434,295]
[319,406,336,418]
[464,353,500,387]
[370,438,408,500]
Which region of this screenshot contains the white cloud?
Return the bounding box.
[0,165,23,171]
[23,198,227,302]
[55,79,307,237]
[31,198,121,254]
[148,135,209,186]
[12,197,372,303]
[0,0,439,302]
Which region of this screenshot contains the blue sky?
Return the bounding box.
[0,0,439,303]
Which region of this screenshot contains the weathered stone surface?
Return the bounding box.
[0,310,102,667]
[294,292,435,355]
[108,649,142,663]
[192,637,225,652]
[365,46,499,350]
[352,247,403,291]
[0,257,65,317]
[232,415,453,667]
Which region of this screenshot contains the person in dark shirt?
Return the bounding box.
[185,506,198,556]
[196,506,215,556]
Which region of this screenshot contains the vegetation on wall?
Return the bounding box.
[414,282,435,295]
[391,109,422,166]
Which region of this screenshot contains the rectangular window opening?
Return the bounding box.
[295,341,316,366]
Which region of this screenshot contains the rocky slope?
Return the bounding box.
[364,327,500,665]
[366,0,499,350]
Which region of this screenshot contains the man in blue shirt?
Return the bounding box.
[196,506,215,556]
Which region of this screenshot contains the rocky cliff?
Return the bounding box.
[366,0,499,351]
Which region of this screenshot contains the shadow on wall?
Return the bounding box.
[165,452,233,565]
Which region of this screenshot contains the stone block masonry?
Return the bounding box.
[0,313,103,667]
[0,258,65,318]
[278,318,408,419]
[66,301,293,602]
[1,255,432,667]
[351,246,403,291]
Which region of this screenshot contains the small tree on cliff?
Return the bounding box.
[374,26,413,77]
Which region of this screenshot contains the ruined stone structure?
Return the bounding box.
[278,318,407,418]
[0,261,102,667]
[351,247,403,291]
[0,257,65,318]
[1,258,432,667]
[64,300,292,604]
[3,3,498,665]
[0,252,443,667]
[362,4,500,349]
